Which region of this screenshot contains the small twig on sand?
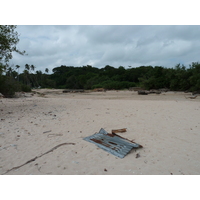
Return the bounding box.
[1,142,75,175]
[47,133,63,138]
[43,130,52,134]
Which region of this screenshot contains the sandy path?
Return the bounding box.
[0,90,200,175]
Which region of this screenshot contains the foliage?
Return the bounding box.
[2,61,200,97]
[15,63,199,92]
[0,76,21,97]
[0,25,28,97]
[0,25,25,64]
[20,84,31,92]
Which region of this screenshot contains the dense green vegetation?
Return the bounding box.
[2,62,200,94]
[48,63,200,91]
[1,25,200,97]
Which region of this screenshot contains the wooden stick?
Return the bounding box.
[111,128,127,134]
[47,133,63,137]
[43,130,52,133]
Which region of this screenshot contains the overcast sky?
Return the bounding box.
[10,25,200,73]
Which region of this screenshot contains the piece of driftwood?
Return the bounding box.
[111,128,127,134]
[93,88,106,92]
[189,95,197,99]
[47,133,63,138]
[138,90,149,95]
[1,142,75,175]
[43,130,52,134]
[185,95,198,99]
[63,89,84,93]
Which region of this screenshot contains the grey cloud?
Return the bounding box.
[9,25,200,73]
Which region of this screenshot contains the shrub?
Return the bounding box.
[21,84,31,92]
[0,76,21,97]
[0,76,31,97]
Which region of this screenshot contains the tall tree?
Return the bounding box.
[25,64,30,71]
[0,25,28,97]
[30,64,35,72]
[30,64,39,87]
[23,69,29,86]
[15,65,20,81]
[45,68,49,74]
[0,25,26,65]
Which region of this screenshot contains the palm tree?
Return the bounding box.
[23,69,29,86]
[24,64,32,86]
[25,64,30,71]
[36,70,42,88]
[30,65,38,87]
[30,65,35,72]
[45,68,49,74]
[6,67,13,77]
[15,65,20,81]
[25,64,37,88]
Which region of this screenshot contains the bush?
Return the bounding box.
[21,84,31,92]
[91,84,104,89]
[0,75,31,97]
[0,76,21,97]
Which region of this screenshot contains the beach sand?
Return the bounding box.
[0,89,200,175]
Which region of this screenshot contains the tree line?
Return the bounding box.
[1,62,200,96]
[41,63,200,92]
[1,25,200,97]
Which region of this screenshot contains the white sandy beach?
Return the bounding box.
[0,89,200,175]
